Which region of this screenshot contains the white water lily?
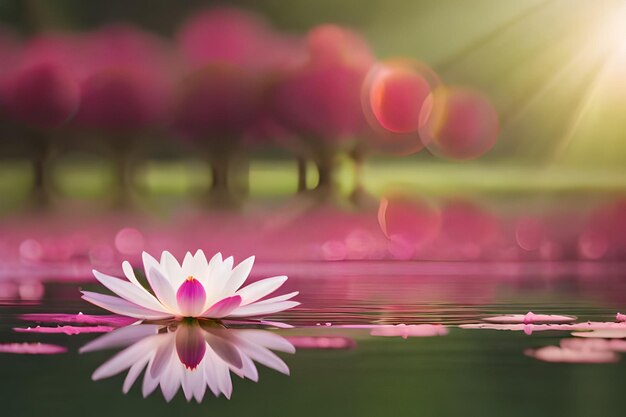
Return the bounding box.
[82,250,299,320]
[80,320,295,401]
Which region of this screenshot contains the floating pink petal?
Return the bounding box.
[202,295,242,319]
[461,323,537,335]
[0,342,67,354]
[461,321,626,335]
[560,338,626,353]
[617,313,626,322]
[524,346,619,363]
[484,312,577,324]
[14,325,114,335]
[571,329,626,339]
[222,319,293,329]
[19,313,135,327]
[370,324,448,339]
[286,336,356,350]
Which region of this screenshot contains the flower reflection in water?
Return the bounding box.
[80,319,295,402]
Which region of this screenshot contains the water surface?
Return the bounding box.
[2,262,625,417]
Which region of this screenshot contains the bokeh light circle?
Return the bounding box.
[361,59,440,155]
[419,86,499,160]
[378,194,441,248]
[369,66,431,133]
[114,227,145,255]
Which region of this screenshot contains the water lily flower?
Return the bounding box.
[82,250,299,320]
[80,320,295,401]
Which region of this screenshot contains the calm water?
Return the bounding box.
[2,261,626,417]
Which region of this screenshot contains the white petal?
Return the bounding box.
[208,252,223,270]
[204,348,232,398]
[80,324,160,353]
[228,301,300,318]
[149,335,176,378]
[159,353,182,402]
[180,369,194,402]
[160,251,184,287]
[181,251,195,278]
[92,270,166,312]
[252,291,299,306]
[190,362,207,402]
[142,251,161,281]
[211,353,233,399]
[203,252,223,288]
[201,295,242,319]
[81,291,173,320]
[237,330,296,354]
[122,261,144,289]
[236,341,290,376]
[234,354,258,382]
[204,334,243,370]
[92,336,155,380]
[203,352,220,397]
[123,356,150,394]
[142,356,160,398]
[235,276,288,306]
[146,267,179,314]
[188,250,210,286]
[221,256,255,296]
[193,250,209,271]
[204,256,234,307]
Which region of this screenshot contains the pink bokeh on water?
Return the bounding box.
[378,195,442,253]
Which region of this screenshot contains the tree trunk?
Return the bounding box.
[112,137,135,208]
[314,151,338,201]
[31,132,53,209]
[210,153,229,192]
[351,147,365,193]
[296,155,308,193]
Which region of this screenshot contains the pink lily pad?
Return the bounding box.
[560,338,626,352]
[571,329,626,339]
[484,312,577,324]
[370,324,448,338]
[19,313,136,327]
[286,336,356,349]
[460,321,626,335]
[0,342,67,354]
[524,346,619,363]
[14,325,114,335]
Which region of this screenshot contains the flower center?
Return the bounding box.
[176,276,207,317]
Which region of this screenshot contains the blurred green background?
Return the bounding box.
[2,0,625,164]
[2,0,626,211]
